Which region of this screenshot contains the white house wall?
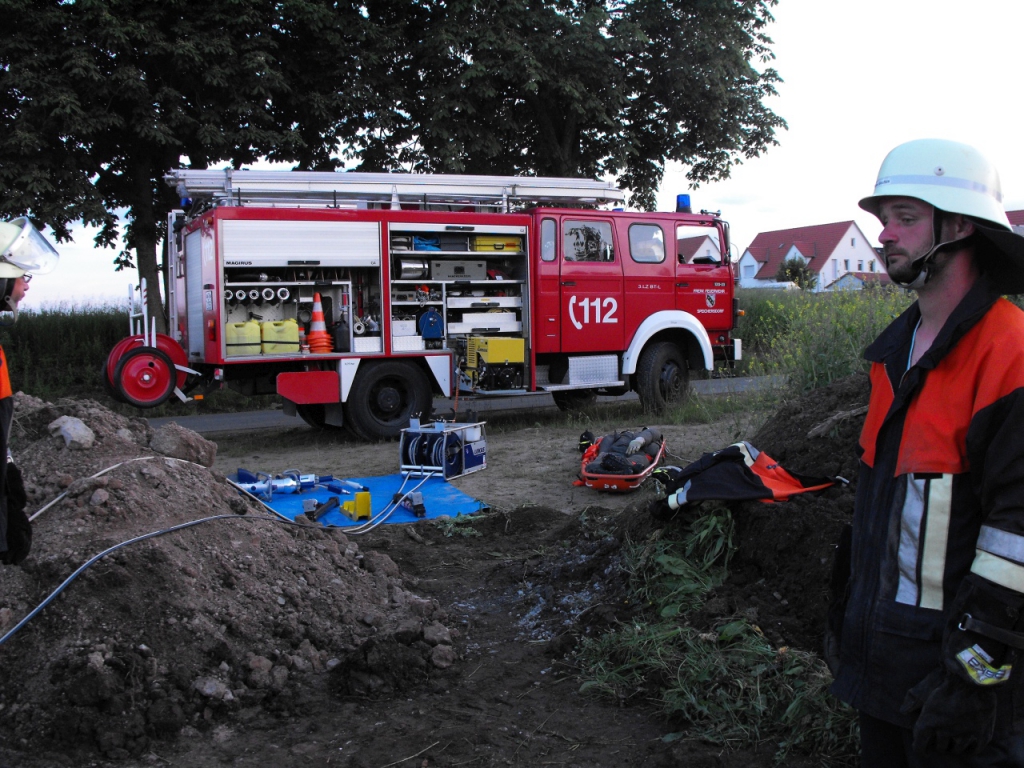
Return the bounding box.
[737,251,763,287]
[816,223,880,291]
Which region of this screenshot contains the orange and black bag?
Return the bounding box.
[652,441,837,515]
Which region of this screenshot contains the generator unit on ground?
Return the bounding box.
[464,336,525,391]
[399,420,487,480]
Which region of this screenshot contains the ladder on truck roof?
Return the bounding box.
[165,168,626,211]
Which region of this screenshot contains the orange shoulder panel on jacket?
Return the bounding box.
[896,299,1024,476]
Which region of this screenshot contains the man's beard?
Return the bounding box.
[883,246,923,284]
[884,245,949,287]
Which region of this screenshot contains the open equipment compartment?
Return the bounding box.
[387,221,528,393]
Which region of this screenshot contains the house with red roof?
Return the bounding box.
[1007,209,1024,234]
[737,221,880,292]
[676,234,720,264]
[825,271,893,291]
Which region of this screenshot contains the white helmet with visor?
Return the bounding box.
[860,139,1024,292]
[0,218,60,320]
[0,217,60,278]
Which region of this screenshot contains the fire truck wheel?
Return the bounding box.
[114,347,177,409]
[344,361,432,441]
[551,390,597,413]
[636,341,689,413]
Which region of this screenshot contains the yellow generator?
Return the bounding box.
[465,336,525,391]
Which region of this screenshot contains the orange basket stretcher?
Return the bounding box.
[579,439,666,493]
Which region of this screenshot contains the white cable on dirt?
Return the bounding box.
[28,456,156,522]
[0,512,303,648]
[28,455,215,523]
[224,477,296,522]
[8,462,444,646]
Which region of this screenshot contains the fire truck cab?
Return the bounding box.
[104,170,740,441]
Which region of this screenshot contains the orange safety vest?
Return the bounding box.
[0,345,11,400]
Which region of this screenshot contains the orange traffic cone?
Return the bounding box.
[307,293,333,353]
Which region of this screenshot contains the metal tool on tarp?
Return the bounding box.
[232,469,368,501]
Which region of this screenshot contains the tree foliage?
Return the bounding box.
[776,257,816,290]
[1,0,784,323]
[0,0,373,325]
[355,0,786,210]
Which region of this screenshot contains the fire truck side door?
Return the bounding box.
[620,220,675,337]
[674,224,731,334]
[532,217,561,354]
[559,218,624,353]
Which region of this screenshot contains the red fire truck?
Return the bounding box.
[103,170,741,441]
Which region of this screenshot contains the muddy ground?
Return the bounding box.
[0,375,868,767]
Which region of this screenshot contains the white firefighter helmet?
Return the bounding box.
[859,139,1024,293]
[0,217,60,279]
[859,138,1009,229]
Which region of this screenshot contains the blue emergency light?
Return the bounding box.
[676,194,692,214]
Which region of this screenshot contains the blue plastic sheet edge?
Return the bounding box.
[231,471,488,528]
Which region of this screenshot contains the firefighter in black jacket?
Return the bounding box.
[827,139,1024,764]
[0,218,59,566]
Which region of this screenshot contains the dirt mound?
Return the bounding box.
[0,380,870,767]
[0,395,454,761]
[702,373,869,651]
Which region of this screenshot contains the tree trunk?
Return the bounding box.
[136,228,166,335]
[129,156,167,334]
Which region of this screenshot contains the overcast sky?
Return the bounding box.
[22,0,1024,308]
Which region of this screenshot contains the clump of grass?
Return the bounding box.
[433,513,481,538]
[739,287,911,393]
[574,503,859,765]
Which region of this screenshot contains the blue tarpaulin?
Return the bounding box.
[230,471,488,528]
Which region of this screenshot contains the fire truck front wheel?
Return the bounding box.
[636,341,690,413]
[344,361,432,441]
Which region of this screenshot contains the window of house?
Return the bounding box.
[851,237,856,247]
[628,224,665,263]
[844,259,850,271]
[541,219,556,262]
[743,264,755,278]
[564,220,614,262]
[832,258,838,278]
[858,260,863,271]
[870,260,875,272]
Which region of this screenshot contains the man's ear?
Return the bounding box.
[949,214,976,239]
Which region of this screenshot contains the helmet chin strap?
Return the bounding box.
[0,278,19,324]
[1,294,18,324]
[888,210,972,290]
